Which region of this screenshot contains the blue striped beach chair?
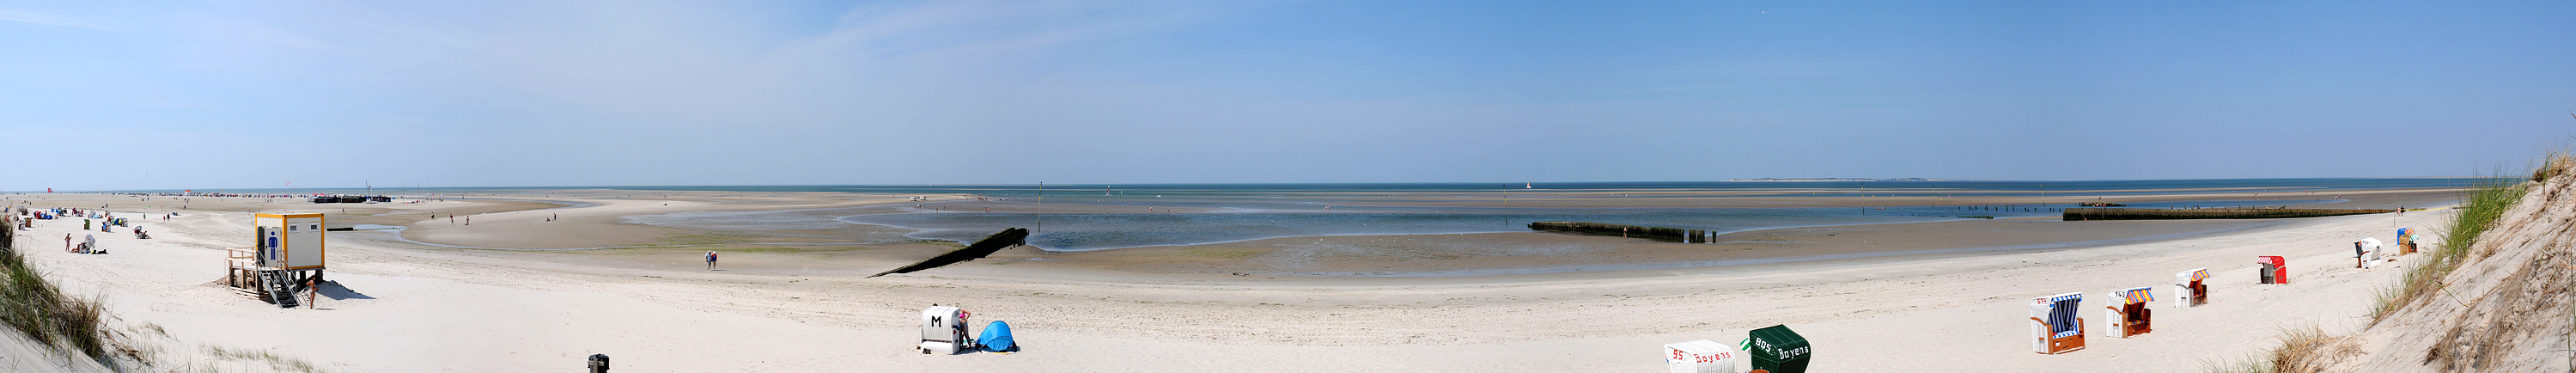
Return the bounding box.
[2030,292,2086,354]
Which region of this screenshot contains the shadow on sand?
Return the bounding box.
[317,280,376,301]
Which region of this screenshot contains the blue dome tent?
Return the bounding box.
[978,321,1016,352]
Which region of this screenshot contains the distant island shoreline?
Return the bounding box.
[1726,177,1953,181]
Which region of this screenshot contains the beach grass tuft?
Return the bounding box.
[204,345,329,373]
[0,217,118,367]
[2532,152,2569,182]
[2200,325,2355,373]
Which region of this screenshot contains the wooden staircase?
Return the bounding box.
[225,247,308,308]
[258,269,299,309]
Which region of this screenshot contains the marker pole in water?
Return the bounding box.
[1035,182,1043,241]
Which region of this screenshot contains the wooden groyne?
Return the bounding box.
[871,228,1030,278]
[1527,222,1702,242]
[2061,208,2395,221]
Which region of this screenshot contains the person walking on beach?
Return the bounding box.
[64,234,72,251]
[301,277,320,309]
[705,251,718,270]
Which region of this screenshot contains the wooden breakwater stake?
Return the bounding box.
[2061,208,2394,221]
[1526,222,1691,242]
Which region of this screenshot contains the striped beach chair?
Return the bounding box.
[2030,292,2086,354]
[2105,287,2153,338]
[2173,268,2209,307]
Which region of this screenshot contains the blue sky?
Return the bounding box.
[3,1,2572,191]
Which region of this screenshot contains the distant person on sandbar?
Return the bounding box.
[705,251,718,270]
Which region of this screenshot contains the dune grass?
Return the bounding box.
[2201,325,2356,373]
[0,217,117,366]
[203,345,328,373]
[2367,171,2534,322]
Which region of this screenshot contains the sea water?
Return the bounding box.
[831,198,2341,251]
[137,178,2475,252]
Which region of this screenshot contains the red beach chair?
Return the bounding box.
[2256,256,2287,284]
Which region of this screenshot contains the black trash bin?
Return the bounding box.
[588,354,610,373]
[1747,324,1811,373]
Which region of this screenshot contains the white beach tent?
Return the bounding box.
[1663,339,1740,373]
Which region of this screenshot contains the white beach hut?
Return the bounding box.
[224,212,328,308]
[1663,339,1739,373]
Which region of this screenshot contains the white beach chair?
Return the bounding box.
[2172,268,2208,307]
[2104,287,2153,338]
[919,306,972,355]
[2356,237,2384,268]
[2030,292,2085,354]
[1664,339,1740,373]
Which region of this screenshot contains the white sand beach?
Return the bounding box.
[0,191,2452,371]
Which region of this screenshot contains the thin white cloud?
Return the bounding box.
[0,9,105,30]
[792,0,1241,62]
